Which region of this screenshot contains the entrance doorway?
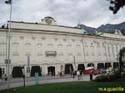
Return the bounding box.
[31,66,42,77]
[64,64,74,74]
[87,63,94,67]
[113,62,119,69]
[78,64,85,71]
[48,66,55,76]
[105,63,111,69]
[12,66,24,78]
[97,63,105,69]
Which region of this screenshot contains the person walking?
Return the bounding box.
[90,70,93,81]
[4,74,7,81]
[77,70,80,80]
[72,71,76,79]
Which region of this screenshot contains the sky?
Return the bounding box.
[0,0,125,28]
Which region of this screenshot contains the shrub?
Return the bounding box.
[95,74,108,82]
[114,70,121,78]
[95,70,122,82]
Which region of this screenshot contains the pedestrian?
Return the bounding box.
[73,71,76,79]
[90,71,93,81]
[4,74,7,81]
[80,70,83,79]
[77,70,80,80]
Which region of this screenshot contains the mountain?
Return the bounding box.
[78,22,125,35]
[97,22,125,35]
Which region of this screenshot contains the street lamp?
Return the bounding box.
[5,0,13,90]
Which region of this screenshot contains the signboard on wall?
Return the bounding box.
[45,51,57,56]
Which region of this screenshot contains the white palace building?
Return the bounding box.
[0,17,125,77]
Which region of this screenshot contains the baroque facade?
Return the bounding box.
[0,17,125,77]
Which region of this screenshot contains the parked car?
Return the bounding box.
[93,69,102,75]
[83,67,94,74]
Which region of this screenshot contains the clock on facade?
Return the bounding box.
[45,18,52,25]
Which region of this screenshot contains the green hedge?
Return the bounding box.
[95,71,121,82]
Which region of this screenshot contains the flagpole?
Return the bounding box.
[7,0,13,90]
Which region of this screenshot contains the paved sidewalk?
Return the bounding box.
[0,75,97,90]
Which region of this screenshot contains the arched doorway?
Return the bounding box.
[97,63,105,69]
[31,66,42,77]
[48,66,55,76]
[113,62,119,69]
[12,66,24,78]
[0,68,2,78]
[78,64,85,71]
[105,63,111,69]
[64,64,74,74]
[87,63,94,67]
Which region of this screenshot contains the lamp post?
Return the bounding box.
[5,0,13,90]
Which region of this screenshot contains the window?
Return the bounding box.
[92,52,95,56]
[25,53,31,56]
[80,40,83,42]
[13,42,19,45]
[12,52,19,56]
[58,44,63,47]
[20,36,24,39]
[37,43,42,47]
[77,53,81,56]
[90,43,94,47]
[41,37,45,40]
[37,53,43,56]
[72,39,75,42]
[76,44,80,47]
[58,53,64,56]
[102,43,105,47]
[112,45,114,55]
[47,43,53,46]
[25,43,31,46]
[45,51,57,57]
[63,39,66,42]
[0,42,6,45]
[32,37,36,40]
[85,52,88,56]
[98,52,101,56]
[68,53,72,56]
[104,52,106,56]
[0,53,6,56]
[67,44,72,47]
[97,42,100,47]
[54,38,58,41]
[84,42,88,47]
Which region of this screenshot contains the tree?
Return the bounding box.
[119,47,125,72]
[107,0,125,14]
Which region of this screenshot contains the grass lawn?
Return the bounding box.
[0,81,125,93]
